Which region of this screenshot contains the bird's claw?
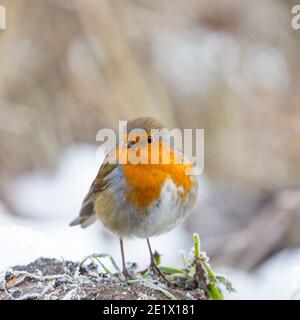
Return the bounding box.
[149,262,172,286]
[121,268,134,280]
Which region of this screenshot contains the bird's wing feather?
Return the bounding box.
[70,150,118,228]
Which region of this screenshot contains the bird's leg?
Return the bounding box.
[146,238,170,284]
[120,238,132,279]
[146,238,157,267]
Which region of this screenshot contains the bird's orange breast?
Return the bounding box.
[121,143,194,211]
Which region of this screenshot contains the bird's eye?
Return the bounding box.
[147,136,152,144]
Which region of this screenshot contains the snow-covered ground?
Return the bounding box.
[0,144,299,299]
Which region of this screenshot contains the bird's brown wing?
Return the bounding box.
[69,151,118,228]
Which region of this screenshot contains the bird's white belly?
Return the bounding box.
[132,178,198,238]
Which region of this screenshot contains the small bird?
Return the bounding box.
[70,117,198,279]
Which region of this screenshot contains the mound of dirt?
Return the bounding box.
[0,258,208,300]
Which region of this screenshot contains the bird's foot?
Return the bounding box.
[121,268,134,280]
[149,262,172,286]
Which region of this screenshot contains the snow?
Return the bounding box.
[1,144,299,299]
[7,145,103,219]
[218,249,300,300]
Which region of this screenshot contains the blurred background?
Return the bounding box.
[1,0,300,299]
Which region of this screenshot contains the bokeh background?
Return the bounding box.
[1,0,300,299]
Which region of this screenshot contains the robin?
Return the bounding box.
[70,117,199,279]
